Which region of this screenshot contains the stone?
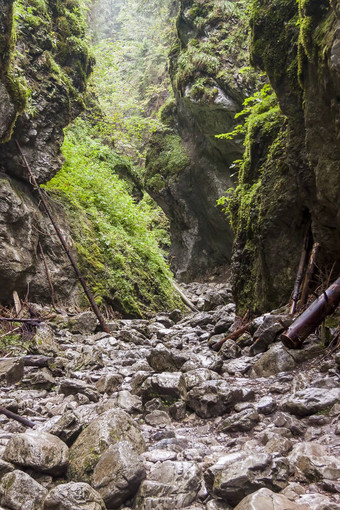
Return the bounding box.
[169,401,186,421]
[59,379,99,402]
[24,368,55,390]
[30,325,59,356]
[256,396,277,415]
[0,358,24,386]
[4,430,69,476]
[282,387,340,416]
[68,311,98,335]
[41,411,82,446]
[134,461,202,509]
[288,442,340,482]
[223,357,254,375]
[250,344,296,378]
[0,470,47,510]
[147,348,186,372]
[184,369,220,390]
[68,409,145,482]
[186,381,242,418]
[137,372,187,403]
[145,410,171,426]
[216,408,260,433]
[219,339,241,360]
[205,452,289,506]
[250,315,290,356]
[294,493,340,510]
[43,482,105,510]
[95,373,123,394]
[233,488,309,510]
[92,441,146,508]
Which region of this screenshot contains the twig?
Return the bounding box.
[211,321,252,351]
[0,327,21,340]
[290,222,311,314]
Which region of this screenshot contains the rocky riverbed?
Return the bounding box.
[0,282,339,510]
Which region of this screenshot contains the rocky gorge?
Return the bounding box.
[0,283,339,510]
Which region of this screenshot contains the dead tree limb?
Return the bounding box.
[169,279,198,312]
[281,276,340,349]
[0,318,42,325]
[15,140,110,334]
[211,322,252,351]
[290,223,311,314]
[0,407,35,428]
[300,242,320,306]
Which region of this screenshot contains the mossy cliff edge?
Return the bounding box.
[144,0,259,281]
[229,0,340,313]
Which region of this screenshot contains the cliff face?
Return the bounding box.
[231,0,340,313]
[144,0,258,281]
[0,0,91,304]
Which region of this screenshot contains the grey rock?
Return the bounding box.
[43,482,105,510]
[134,461,202,509]
[68,409,145,483]
[68,312,97,335]
[223,356,255,375]
[92,441,146,508]
[205,452,289,506]
[0,470,47,510]
[137,372,187,404]
[169,401,187,421]
[184,369,220,390]
[250,315,290,355]
[0,359,24,386]
[288,442,340,482]
[24,368,55,390]
[41,411,82,446]
[59,379,99,402]
[145,410,171,426]
[282,387,340,416]
[186,381,242,418]
[219,339,241,360]
[4,430,69,475]
[233,488,309,510]
[256,396,277,415]
[250,344,296,378]
[30,325,60,356]
[147,348,186,372]
[96,373,123,394]
[216,408,260,433]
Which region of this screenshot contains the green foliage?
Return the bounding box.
[144,131,190,192]
[45,118,182,317]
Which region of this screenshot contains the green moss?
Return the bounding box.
[144,131,190,192]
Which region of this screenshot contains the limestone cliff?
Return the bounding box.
[0,0,92,304]
[144,0,258,281]
[230,0,340,313]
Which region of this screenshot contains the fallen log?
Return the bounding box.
[169,279,198,312]
[0,407,35,428]
[0,318,42,325]
[281,276,340,349]
[211,321,252,351]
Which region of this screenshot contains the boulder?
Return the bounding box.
[250,344,296,378]
[43,482,105,510]
[205,452,289,506]
[186,381,242,418]
[233,488,309,510]
[67,311,98,335]
[137,372,187,404]
[4,430,69,476]
[41,411,83,446]
[68,409,145,482]
[219,339,242,360]
[92,441,146,508]
[30,325,59,356]
[59,379,99,402]
[250,315,291,355]
[0,358,24,386]
[134,461,202,509]
[96,373,123,394]
[216,408,260,433]
[184,369,220,390]
[282,388,340,417]
[288,442,340,482]
[0,470,47,510]
[147,348,186,372]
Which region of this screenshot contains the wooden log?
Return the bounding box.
[300,242,320,306]
[169,279,198,312]
[0,407,35,428]
[281,276,340,349]
[290,224,311,314]
[211,322,252,351]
